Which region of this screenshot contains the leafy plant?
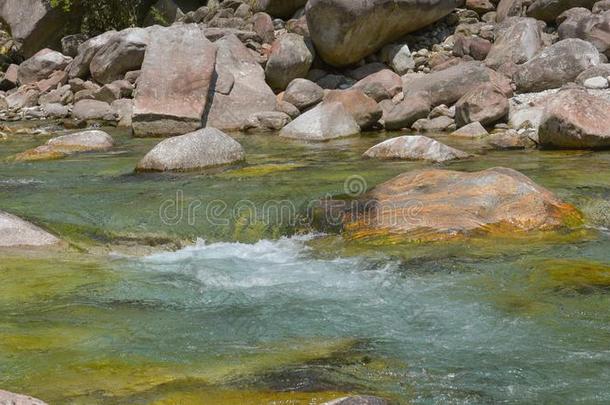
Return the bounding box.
[50,0,146,35]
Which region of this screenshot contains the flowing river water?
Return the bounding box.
[1,125,610,404]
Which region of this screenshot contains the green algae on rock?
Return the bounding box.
[529,259,610,293]
[344,167,583,242]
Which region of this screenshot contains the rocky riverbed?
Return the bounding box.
[1,0,610,404]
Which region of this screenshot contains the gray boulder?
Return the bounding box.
[5,87,40,110]
[283,78,324,110]
[0,211,60,248]
[403,61,512,108]
[47,130,114,152]
[68,30,117,79]
[305,0,459,66]
[451,121,489,137]
[112,99,134,127]
[207,34,277,131]
[242,111,292,132]
[412,116,455,132]
[252,12,275,44]
[558,8,610,57]
[41,103,70,118]
[72,99,115,121]
[455,83,509,127]
[0,0,69,57]
[487,129,536,149]
[485,17,544,74]
[136,128,245,172]
[280,101,360,141]
[265,33,315,90]
[17,49,72,85]
[527,0,597,22]
[538,86,610,149]
[496,0,528,21]
[576,63,610,83]
[364,135,470,162]
[514,39,600,92]
[90,28,151,84]
[352,69,402,101]
[132,24,217,137]
[0,64,19,91]
[383,96,431,130]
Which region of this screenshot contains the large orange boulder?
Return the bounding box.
[344,167,581,241]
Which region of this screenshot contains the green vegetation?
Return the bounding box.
[50,0,145,35]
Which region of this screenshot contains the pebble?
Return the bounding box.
[584,76,609,89]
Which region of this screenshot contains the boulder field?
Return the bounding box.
[2,0,610,148]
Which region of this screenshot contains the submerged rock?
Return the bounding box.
[279,102,360,141]
[529,259,610,293]
[323,396,388,405]
[0,211,60,248]
[344,167,582,241]
[136,128,245,172]
[363,135,470,163]
[46,130,114,152]
[15,130,114,161]
[487,129,536,150]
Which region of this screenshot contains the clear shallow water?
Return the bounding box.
[1,125,610,403]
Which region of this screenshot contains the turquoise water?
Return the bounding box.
[1,125,610,403]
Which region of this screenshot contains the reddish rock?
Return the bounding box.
[17,49,72,85]
[132,25,217,137]
[538,86,610,149]
[206,34,277,131]
[324,89,382,130]
[352,69,402,102]
[455,83,509,128]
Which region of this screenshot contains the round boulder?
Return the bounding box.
[344,167,582,241]
[265,33,315,90]
[363,135,470,162]
[136,128,245,172]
